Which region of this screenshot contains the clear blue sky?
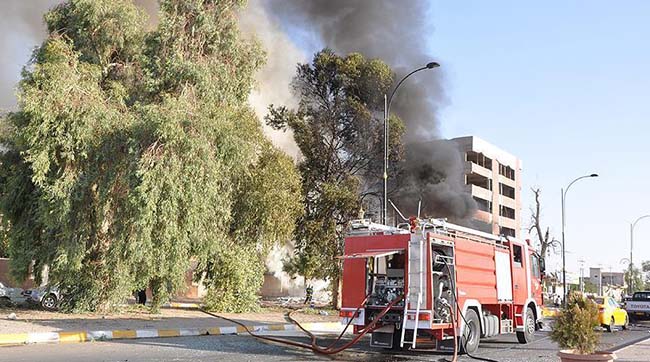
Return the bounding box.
[430,1,650,278]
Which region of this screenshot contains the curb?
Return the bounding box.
[161,302,202,309]
[0,322,344,347]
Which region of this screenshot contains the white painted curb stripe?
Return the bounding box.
[218,326,237,334]
[180,328,201,336]
[27,332,59,344]
[136,330,158,338]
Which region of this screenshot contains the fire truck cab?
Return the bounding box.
[340,218,543,353]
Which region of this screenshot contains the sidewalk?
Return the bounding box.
[0,306,343,346]
[614,336,650,362]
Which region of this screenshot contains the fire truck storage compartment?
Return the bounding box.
[366,250,405,324]
[431,238,455,324]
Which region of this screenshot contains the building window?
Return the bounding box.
[474,197,491,213]
[500,226,516,237]
[499,183,515,199]
[513,245,523,266]
[499,164,516,181]
[467,173,492,190]
[499,205,515,219]
[467,151,493,169]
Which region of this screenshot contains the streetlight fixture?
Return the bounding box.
[382,61,440,225]
[629,214,650,294]
[561,173,598,306]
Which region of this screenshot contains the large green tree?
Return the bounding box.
[0,0,301,312]
[267,50,403,306]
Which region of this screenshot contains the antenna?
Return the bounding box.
[388,199,409,222]
[417,198,422,219]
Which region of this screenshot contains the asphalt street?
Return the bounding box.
[1,323,648,362]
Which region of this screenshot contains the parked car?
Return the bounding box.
[593,296,629,332]
[625,291,650,321]
[22,286,61,310]
[0,282,27,306]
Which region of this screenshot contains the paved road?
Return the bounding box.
[1,324,648,362]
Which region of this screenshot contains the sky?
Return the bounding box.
[1,1,649,279]
[429,1,650,278]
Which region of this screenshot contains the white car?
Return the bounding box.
[23,286,61,310]
[0,282,27,306]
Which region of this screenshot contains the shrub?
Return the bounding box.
[550,292,600,354]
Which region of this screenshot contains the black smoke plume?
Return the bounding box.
[266,0,476,222]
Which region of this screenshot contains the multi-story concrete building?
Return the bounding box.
[452,136,522,237]
[589,267,625,287]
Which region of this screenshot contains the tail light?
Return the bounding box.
[599,308,605,313]
[407,313,431,321]
[339,310,357,318]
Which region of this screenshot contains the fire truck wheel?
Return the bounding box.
[461,309,480,354]
[516,307,535,344]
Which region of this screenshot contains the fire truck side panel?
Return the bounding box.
[454,237,499,305]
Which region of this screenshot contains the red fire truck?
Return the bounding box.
[339,218,544,353]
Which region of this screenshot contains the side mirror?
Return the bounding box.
[539,257,546,274]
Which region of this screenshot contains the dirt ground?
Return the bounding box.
[0,303,339,334]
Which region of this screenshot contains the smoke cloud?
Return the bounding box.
[239,0,303,159]
[398,141,475,220]
[0,1,60,110]
[265,0,476,221]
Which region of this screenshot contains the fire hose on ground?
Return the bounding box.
[200,294,403,355]
[200,286,495,361]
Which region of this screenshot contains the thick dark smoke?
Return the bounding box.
[266,0,476,221]
[0,0,476,222]
[399,141,475,220]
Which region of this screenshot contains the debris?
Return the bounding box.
[7,313,17,320]
[319,310,329,316]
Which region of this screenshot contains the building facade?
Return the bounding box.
[589,267,625,287]
[452,136,522,238]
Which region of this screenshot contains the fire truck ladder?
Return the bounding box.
[400,237,425,349]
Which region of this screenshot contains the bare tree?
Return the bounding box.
[529,188,553,263]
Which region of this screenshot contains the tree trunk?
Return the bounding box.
[331,275,342,309]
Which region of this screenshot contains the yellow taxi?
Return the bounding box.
[593,296,629,332]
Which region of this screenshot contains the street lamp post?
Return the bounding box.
[561,173,598,306]
[629,215,650,294]
[382,62,440,225]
